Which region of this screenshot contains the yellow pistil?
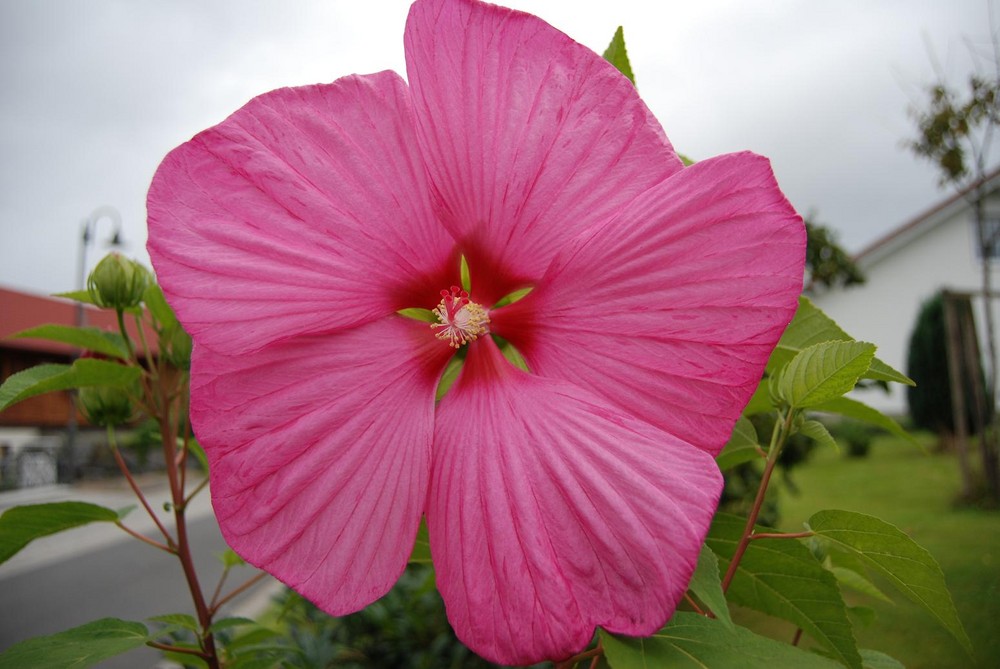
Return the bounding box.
[432,285,490,348]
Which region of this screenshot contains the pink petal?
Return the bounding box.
[191,317,452,613]
[404,0,683,304]
[148,70,456,356]
[493,152,804,455]
[428,338,722,665]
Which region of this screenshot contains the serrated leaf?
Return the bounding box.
[687,544,733,629]
[142,283,178,330]
[777,341,876,408]
[743,382,774,416]
[209,617,257,633]
[829,565,893,603]
[706,513,861,669]
[0,618,149,669]
[408,519,432,564]
[847,605,877,628]
[13,325,129,360]
[148,613,199,633]
[808,509,973,654]
[812,396,918,445]
[600,612,843,669]
[769,297,913,386]
[799,419,840,452]
[218,547,246,569]
[860,648,906,669]
[716,417,762,470]
[0,502,119,564]
[601,26,635,86]
[0,358,141,412]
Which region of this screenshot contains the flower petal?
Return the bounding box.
[148,70,456,355]
[191,317,451,613]
[493,152,804,455]
[428,338,722,665]
[404,0,683,303]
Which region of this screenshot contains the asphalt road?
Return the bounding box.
[0,481,276,669]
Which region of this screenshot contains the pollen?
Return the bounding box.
[432,285,490,348]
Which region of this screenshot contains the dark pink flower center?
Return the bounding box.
[432,285,490,348]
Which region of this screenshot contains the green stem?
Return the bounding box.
[721,408,796,593]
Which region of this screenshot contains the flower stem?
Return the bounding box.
[555,645,603,669]
[210,572,269,616]
[114,520,174,553]
[721,408,796,593]
[156,370,219,668]
[107,425,175,548]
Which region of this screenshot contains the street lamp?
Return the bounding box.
[76,205,124,327]
[66,206,124,480]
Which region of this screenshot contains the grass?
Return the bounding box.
[768,431,1000,669]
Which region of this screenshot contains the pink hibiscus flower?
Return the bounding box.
[146,0,804,663]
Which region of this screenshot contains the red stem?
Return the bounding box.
[722,410,795,593]
[108,430,175,549]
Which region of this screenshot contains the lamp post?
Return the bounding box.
[65,206,124,481]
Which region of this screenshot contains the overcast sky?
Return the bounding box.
[0,0,996,295]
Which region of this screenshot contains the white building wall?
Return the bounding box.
[812,196,1000,415]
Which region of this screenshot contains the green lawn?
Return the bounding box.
[773,433,1000,669]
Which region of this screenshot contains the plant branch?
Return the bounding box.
[145,639,208,658]
[555,646,603,669]
[210,572,269,617]
[722,408,795,592]
[114,521,175,553]
[107,426,175,548]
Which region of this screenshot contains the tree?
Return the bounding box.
[909,52,1000,503]
[805,216,865,290]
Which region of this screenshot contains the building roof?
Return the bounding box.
[854,165,1000,267]
[0,286,152,355]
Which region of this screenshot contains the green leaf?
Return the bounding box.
[808,509,973,654]
[0,618,149,669]
[601,26,635,86]
[600,612,843,669]
[218,548,246,569]
[142,283,178,330]
[460,254,472,292]
[0,358,141,412]
[799,419,840,453]
[209,617,257,633]
[408,519,432,564]
[847,605,877,628]
[743,382,774,416]
[492,286,533,308]
[13,325,129,360]
[706,513,861,669]
[770,297,913,386]
[860,648,906,669]
[397,307,438,324]
[716,416,762,470]
[829,566,893,604]
[186,438,209,473]
[777,340,876,408]
[687,544,733,629]
[435,354,464,402]
[0,502,119,565]
[812,396,918,445]
[148,613,199,633]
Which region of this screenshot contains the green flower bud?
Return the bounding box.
[78,385,135,427]
[162,322,193,370]
[87,253,150,310]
